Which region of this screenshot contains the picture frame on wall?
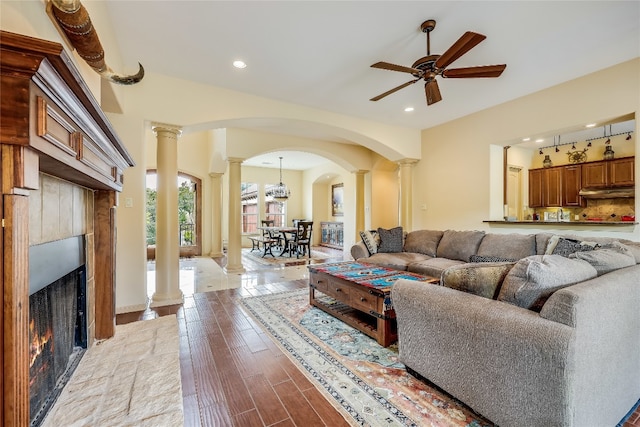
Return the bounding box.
[332,183,344,216]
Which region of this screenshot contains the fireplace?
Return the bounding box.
[2,31,134,426]
[28,237,88,426]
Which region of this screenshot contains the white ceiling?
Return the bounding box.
[103,1,639,166]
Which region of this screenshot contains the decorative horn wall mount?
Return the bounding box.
[49,0,144,85]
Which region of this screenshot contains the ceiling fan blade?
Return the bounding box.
[442,64,506,78]
[371,61,421,75]
[425,79,442,105]
[370,78,420,101]
[435,31,486,70]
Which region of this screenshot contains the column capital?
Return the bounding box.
[351,169,369,175]
[151,122,183,137]
[227,157,245,164]
[397,158,419,166]
[209,172,224,178]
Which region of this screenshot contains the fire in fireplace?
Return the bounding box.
[28,237,87,427]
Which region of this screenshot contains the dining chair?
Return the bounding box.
[289,221,313,258]
[261,219,282,248]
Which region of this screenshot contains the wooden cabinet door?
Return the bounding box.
[528,169,544,208]
[608,157,634,186]
[545,167,562,207]
[582,161,607,188]
[562,165,584,207]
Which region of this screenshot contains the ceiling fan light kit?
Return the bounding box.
[370,19,506,106]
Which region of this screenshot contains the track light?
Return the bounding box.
[539,149,543,155]
[627,133,632,141]
[587,141,592,147]
[571,142,576,150]
[555,146,560,153]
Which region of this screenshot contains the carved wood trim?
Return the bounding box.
[2,194,30,427]
[94,190,116,339]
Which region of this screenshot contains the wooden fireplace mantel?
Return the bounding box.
[1,30,134,426]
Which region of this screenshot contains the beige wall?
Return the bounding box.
[417,58,639,241]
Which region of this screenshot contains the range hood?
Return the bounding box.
[579,187,635,199]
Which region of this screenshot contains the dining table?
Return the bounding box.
[257,226,299,256]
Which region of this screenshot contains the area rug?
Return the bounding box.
[241,288,494,427]
[243,247,334,266]
[42,315,183,426]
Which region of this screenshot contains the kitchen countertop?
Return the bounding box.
[484,220,637,226]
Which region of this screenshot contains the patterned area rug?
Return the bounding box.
[241,289,494,427]
[243,248,334,266]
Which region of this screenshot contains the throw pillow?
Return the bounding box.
[545,235,599,257]
[377,226,404,253]
[442,262,516,299]
[497,255,598,311]
[403,230,443,257]
[359,230,379,256]
[469,254,517,263]
[569,242,636,276]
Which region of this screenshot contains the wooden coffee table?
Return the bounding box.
[308,262,438,347]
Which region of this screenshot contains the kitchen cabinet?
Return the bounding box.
[582,156,634,188]
[529,166,562,207]
[562,165,584,207]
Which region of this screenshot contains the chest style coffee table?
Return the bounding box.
[308,262,438,347]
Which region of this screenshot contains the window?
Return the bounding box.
[265,184,286,226]
[241,182,258,233]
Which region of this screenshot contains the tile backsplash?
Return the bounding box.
[532,198,635,222]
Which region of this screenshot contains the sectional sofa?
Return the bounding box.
[351,228,640,427]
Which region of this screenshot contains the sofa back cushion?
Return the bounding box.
[403,230,444,257]
[442,262,515,299]
[476,233,535,261]
[436,230,485,262]
[497,255,598,311]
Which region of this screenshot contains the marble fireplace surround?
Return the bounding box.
[1,31,134,426]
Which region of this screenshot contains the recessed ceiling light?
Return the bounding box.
[535,139,544,143]
[585,123,596,128]
[404,107,414,112]
[522,137,530,142]
[233,60,247,69]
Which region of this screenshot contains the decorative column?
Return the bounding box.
[209,172,224,257]
[353,170,367,242]
[151,124,184,307]
[225,157,246,274]
[398,159,419,232]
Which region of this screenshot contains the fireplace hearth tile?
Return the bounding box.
[40,315,182,426]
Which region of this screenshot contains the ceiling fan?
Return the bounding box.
[370,19,506,106]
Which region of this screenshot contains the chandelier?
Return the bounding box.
[272,156,290,201]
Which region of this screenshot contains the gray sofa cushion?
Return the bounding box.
[497,255,598,310]
[569,242,636,275]
[436,230,485,262]
[407,258,465,278]
[377,226,404,253]
[360,252,430,271]
[403,230,443,257]
[441,262,515,299]
[476,233,535,261]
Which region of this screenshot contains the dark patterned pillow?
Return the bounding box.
[550,237,599,257]
[359,230,379,255]
[469,254,517,263]
[377,226,404,253]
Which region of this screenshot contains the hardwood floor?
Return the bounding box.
[117,248,350,427]
[117,248,640,427]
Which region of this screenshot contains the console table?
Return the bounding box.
[320,221,343,249]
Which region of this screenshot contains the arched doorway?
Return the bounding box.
[146,170,202,259]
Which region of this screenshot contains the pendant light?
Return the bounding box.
[272,156,291,201]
